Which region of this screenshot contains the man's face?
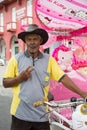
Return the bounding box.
[25,34,43,54]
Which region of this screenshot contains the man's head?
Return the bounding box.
[18,24,49,45]
[24,33,43,55]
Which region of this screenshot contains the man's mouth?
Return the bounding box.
[30,45,36,49]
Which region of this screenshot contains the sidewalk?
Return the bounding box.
[0,86,12,97]
[0,66,12,129]
[0,65,12,97]
[0,95,12,130]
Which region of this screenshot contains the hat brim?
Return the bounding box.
[18,28,49,45]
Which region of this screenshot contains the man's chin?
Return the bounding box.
[29,50,36,54]
[30,51,35,54]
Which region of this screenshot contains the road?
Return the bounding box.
[0,65,12,130]
[0,95,12,130]
[0,65,12,97]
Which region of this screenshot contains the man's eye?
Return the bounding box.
[62,57,64,59]
[34,38,38,40]
[26,39,31,41]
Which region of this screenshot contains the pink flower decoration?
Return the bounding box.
[20,25,28,31]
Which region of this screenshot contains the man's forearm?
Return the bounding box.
[3,75,22,88]
[3,66,34,88]
[61,75,84,97]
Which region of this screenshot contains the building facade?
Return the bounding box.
[0,0,41,62]
[1,0,87,63]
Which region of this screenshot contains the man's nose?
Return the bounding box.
[30,41,35,44]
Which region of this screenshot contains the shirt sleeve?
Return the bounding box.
[3,56,18,78]
[47,56,65,81]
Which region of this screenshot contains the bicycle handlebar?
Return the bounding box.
[44,100,84,108]
[34,97,87,108]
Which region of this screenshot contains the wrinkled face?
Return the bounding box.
[25,34,43,55]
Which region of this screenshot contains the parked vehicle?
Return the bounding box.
[0,58,5,66]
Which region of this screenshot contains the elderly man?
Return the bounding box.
[3,24,87,130]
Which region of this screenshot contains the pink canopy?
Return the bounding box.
[35,0,87,37]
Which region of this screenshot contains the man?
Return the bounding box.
[3,24,87,130]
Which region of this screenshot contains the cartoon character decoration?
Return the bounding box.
[52,44,73,72]
[70,37,87,71]
[65,9,87,20]
[72,104,87,130]
[50,41,87,102]
[52,38,87,73]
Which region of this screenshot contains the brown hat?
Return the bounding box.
[18,24,49,45]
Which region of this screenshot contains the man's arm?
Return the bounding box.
[61,74,87,99]
[3,66,34,88]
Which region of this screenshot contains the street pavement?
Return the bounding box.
[0,65,12,97]
[0,95,12,130]
[0,65,12,130]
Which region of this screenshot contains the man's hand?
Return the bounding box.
[18,66,34,82]
[3,66,35,88]
[80,91,87,99]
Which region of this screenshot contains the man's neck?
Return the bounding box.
[28,51,39,59]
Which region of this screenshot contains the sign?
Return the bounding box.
[35,0,87,31]
[16,7,26,20]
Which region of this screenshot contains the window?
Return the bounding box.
[21,0,33,25]
[15,46,18,54]
[0,0,4,2]
[0,13,4,26]
[27,0,33,17]
[12,7,16,22]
